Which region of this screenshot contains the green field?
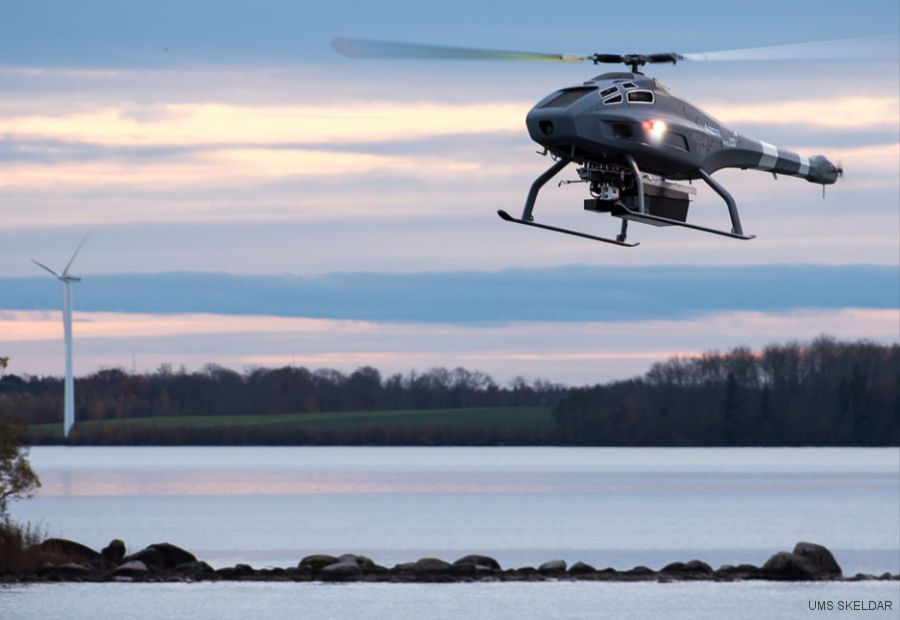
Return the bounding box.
[27,406,555,444]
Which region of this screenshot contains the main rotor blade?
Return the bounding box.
[331,37,590,63]
[32,259,60,279]
[683,34,899,62]
[62,232,89,277]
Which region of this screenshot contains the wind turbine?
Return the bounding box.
[32,235,88,438]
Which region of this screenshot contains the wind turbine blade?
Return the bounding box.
[62,232,90,277]
[32,259,60,278]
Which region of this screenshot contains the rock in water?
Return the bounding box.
[792,542,842,579]
[683,559,713,575]
[538,560,567,574]
[101,539,126,564]
[320,558,363,579]
[174,560,214,576]
[338,553,376,569]
[450,554,501,577]
[114,560,149,577]
[394,558,452,573]
[762,542,842,580]
[453,555,501,570]
[661,561,686,573]
[123,543,197,570]
[568,561,596,575]
[299,554,339,570]
[30,538,101,565]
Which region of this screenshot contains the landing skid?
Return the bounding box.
[497,210,639,247]
[500,154,755,246]
[610,204,755,240]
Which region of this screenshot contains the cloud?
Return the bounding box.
[4,266,897,322]
[2,265,897,383]
[705,95,899,129]
[0,310,375,342]
[0,101,528,147]
[0,147,483,190]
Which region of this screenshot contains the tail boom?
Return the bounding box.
[705,136,841,184]
[753,141,841,184]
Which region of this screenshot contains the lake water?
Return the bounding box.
[3,446,899,619]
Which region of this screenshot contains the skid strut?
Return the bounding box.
[498,156,639,247]
[521,156,572,221]
[611,158,755,240]
[696,169,752,238]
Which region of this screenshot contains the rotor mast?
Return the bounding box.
[591,53,682,73]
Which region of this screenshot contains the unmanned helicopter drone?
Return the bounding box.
[331,37,859,246]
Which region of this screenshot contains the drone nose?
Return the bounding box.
[539,120,554,135]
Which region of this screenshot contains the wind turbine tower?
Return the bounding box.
[32,236,88,438]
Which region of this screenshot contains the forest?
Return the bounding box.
[0,363,565,425]
[554,337,899,446]
[0,337,897,446]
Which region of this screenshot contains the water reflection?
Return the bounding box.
[36,471,565,496]
[35,468,896,498]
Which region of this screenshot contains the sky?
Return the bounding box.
[0,0,898,386]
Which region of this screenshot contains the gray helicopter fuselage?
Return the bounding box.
[526,72,839,185]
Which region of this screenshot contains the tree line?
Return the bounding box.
[1,337,898,446]
[554,337,899,446]
[0,364,565,425]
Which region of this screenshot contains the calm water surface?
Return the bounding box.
[9,447,899,573]
[4,447,898,619]
[3,581,900,620]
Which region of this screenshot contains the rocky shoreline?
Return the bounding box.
[4,539,898,584]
